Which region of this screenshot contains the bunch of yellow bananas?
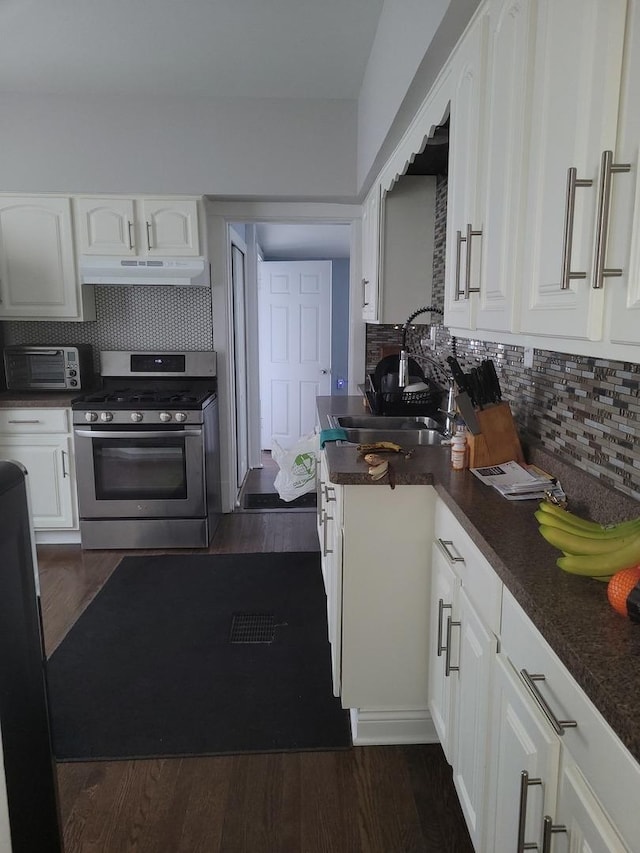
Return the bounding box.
[536,501,640,580]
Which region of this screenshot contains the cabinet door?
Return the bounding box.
[603,3,640,351]
[140,198,200,256]
[0,196,81,319]
[487,656,560,853]
[361,184,381,321]
[444,12,488,331]
[519,0,626,340]
[451,587,494,851]
[75,197,136,255]
[553,761,629,853]
[0,436,75,529]
[475,0,536,333]
[428,538,460,764]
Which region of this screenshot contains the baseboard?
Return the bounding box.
[35,529,81,545]
[349,707,439,746]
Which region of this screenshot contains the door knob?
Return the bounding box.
[321,369,329,375]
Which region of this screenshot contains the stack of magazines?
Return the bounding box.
[470,460,566,502]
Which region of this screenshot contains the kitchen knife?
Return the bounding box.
[484,359,502,402]
[447,356,470,395]
[455,391,481,434]
[468,367,483,410]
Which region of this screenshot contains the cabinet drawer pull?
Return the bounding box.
[560,166,592,289]
[127,220,135,250]
[146,221,153,251]
[517,770,542,852]
[520,670,578,735]
[592,149,630,289]
[8,419,42,424]
[464,223,482,297]
[61,449,69,479]
[454,230,466,300]
[437,599,452,656]
[437,538,465,564]
[444,615,460,676]
[542,816,567,853]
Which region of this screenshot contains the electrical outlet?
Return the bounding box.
[523,347,534,368]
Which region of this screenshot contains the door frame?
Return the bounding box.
[206,200,363,512]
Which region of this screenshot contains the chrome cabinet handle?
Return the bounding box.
[454,230,466,300]
[444,615,460,676]
[517,770,542,852]
[560,167,592,289]
[520,670,577,736]
[61,449,68,478]
[361,278,369,307]
[324,484,336,502]
[8,419,42,424]
[322,510,333,557]
[127,220,135,250]
[542,816,567,853]
[592,149,630,289]
[464,222,482,297]
[437,599,452,656]
[437,538,465,564]
[146,221,153,251]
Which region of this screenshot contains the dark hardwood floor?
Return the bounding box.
[38,470,473,853]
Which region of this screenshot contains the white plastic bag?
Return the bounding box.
[272,433,319,501]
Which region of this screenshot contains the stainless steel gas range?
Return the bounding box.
[72,351,221,550]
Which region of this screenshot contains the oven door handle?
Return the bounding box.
[74,428,203,439]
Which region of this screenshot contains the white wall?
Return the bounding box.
[0,93,357,198]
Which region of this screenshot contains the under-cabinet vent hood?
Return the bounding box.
[80,257,210,287]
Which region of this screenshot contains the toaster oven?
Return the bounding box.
[3,345,93,391]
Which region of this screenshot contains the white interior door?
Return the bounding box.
[231,241,249,489]
[258,260,331,450]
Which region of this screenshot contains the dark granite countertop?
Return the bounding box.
[0,391,79,408]
[317,396,640,765]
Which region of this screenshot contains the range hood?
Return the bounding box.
[80,256,211,287]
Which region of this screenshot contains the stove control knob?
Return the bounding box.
[131,412,143,423]
[159,411,172,423]
[174,412,187,423]
[100,411,113,423]
[85,411,98,423]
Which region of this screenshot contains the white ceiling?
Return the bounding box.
[255,223,351,260]
[0,0,385,99]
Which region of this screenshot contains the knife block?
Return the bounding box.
[464,401,525,468]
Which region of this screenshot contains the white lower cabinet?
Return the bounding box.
[0,408,77,530]
[317,452,343,697]
[428,498,501,851]
[488,587,639,853]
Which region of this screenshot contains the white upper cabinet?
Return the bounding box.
[474,0,536,334]
[0,195,95,321]
[518,0,627,341]
[444,10,487,331]
[75,196,201,257]
[361,182,381,321]
[601,2,640,353]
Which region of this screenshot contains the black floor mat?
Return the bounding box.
[243,492,317,510]
[46,552,350,760]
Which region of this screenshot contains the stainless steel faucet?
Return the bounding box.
[398,305,444,388]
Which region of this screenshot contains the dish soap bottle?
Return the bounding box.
[451,425,467,470]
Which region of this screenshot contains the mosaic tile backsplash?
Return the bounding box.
[2,286,214,370]
[366,323,640,502]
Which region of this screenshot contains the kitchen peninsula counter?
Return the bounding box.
[317,396,640,765]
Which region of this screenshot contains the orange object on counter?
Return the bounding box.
[607,565,640,620]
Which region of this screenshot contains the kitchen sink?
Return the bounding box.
[327,414,445,445]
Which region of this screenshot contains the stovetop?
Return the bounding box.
[73,387,214,411]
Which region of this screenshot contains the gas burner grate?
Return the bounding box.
[229,612,277,644]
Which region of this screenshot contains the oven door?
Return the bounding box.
[74,424,206,519]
